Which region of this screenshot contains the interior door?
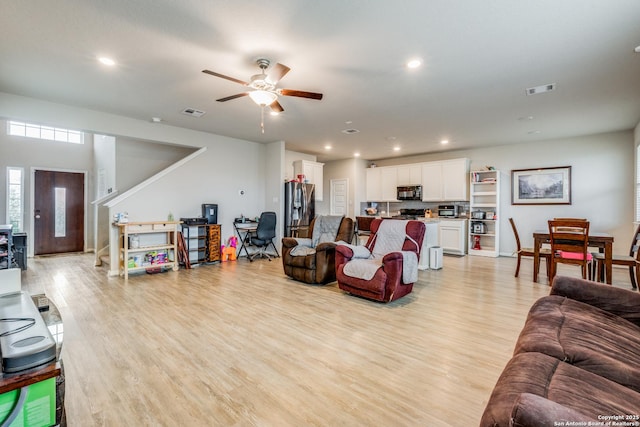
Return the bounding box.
[330,178,348,216]
[34,170,85,255]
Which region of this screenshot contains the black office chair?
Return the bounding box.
[249,211,279,262]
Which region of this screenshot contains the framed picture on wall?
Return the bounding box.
[511,166,571,205]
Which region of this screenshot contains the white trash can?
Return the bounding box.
[429,246,443,270]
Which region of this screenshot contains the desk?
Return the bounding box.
[533,230,614,284]
[234,221,258,258]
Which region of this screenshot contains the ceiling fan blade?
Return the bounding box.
[216,92,249,102]
[270,100,284,113]
[266,63,290,84]
[280,89,323,100]
[202,69,248,86]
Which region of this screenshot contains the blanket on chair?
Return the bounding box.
[342,220,419,283]
[290,215,344,256]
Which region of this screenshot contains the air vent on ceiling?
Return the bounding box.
[525,83,556,96]
[341,128,360,134]
[181,108,206,117]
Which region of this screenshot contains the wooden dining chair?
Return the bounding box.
[548,219,593,282]
[591,223,640,289]
[508,218,552,279]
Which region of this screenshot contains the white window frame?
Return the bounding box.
[6,167,24,232]
[7,120,84,144]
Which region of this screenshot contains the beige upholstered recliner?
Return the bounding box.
[281,216,354,284]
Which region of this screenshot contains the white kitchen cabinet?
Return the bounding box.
[421,162,443,201]
[366,168,382,201]
[293,160,324,201]
[381,167,399,201]
[442,158,470,201]
[397,164,422,186]
[438,219,468,255]
[421,158,469,201]
[366,166,398,201]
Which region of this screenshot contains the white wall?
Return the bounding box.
[332,130,634,256]
[115,136,195,193]
[265,141,285,251]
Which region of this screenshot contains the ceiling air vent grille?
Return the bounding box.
[181,108,206,117]
[341,128,360,134]
[525,83,556,96]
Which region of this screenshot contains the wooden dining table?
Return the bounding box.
[532,230,614,284]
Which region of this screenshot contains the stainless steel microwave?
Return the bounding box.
[438,204,459,218]
[397,185,422,201]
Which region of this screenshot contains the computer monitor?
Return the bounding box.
[202,204,218,224]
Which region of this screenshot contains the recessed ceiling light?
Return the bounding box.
[98,56,116,66]
[406,58,422,69]
[393,146,401,152]
[440,139,449,145]
[635,45,640,53]
[324,144,332,150]
[354,152,360,157]
[151,117,162,123]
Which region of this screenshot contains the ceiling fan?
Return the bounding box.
[202,58,323,114]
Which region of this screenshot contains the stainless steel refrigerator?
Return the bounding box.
[284,182,315,237]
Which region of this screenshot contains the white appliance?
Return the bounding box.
[429,247,443,270]
[418,221,440,270]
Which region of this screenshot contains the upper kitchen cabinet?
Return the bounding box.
[421,158,470,201]
[293,160,324,201]
[396,164,422,186]
[421,162,444,201]
[365,166,399,201]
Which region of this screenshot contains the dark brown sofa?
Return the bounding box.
[281,216,354,284]
[480,276,640,426]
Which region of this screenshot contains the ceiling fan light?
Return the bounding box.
[249,90,278,106]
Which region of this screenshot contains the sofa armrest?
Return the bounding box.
[336,244,354,259]
[282,237,314,249]
[550,276,640,327]
[315,241,337,252]
[510,393,597,427]
[282,237,299,249]
[382,252,403,263]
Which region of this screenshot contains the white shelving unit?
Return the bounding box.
[468,170,500,257]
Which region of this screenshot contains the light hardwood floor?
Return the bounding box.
[20,253,634,426]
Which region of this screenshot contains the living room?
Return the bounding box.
[2,1,640,426]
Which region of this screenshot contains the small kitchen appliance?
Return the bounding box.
[438,205,459,218]
[396,185,422,201]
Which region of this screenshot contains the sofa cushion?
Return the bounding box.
[514,295,640,393]
[480,352,640,426]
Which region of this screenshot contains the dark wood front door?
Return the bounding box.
[34,170,85,255]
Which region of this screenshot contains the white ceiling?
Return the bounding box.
[2,0,640,162]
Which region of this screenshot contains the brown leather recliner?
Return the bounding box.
[282,216,354,284]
